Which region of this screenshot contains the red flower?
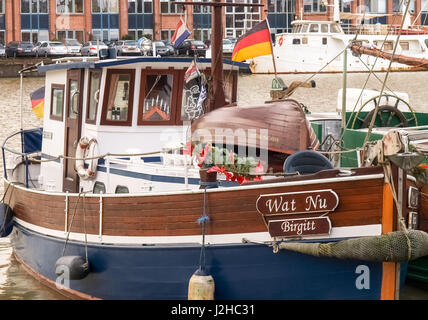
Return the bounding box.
[197,144,210,168]
[255,161,264,174]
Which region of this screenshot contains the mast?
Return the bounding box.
[174,1,264,112]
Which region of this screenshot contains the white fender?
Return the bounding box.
[75,137,98,180]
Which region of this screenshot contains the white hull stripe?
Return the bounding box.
[14,217,382,245]
[4,173,385,198]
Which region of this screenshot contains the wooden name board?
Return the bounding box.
[256,189,339,216]
[268,217,332,238]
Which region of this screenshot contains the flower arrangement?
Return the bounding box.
[411,163,428,189]
[193,142,264,184]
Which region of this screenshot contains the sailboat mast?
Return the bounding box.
[209,0,226,112]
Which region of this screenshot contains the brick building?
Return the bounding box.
[0,0,427,45]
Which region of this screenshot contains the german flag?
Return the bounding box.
[30,86,45,119]
[232,20,272,62]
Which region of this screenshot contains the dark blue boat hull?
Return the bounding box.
[11,223,389,300]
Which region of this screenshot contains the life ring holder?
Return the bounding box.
[278,36,283,46]
[75,137,98,180]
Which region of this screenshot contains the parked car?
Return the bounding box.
[161,40,176,56]
[104,40,117,48]
[36,41,68,57]
[64,39,82,56]
[33,41,45,56]
[115,40,140,56]
[80,41,109,56]
[222,38,234,54]
[5,41,35,58]
[226,37,238,46]
[150,41,172,57]
[0,44,5,57]
[176,40,208,57]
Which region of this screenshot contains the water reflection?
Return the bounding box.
[0,238,64,300]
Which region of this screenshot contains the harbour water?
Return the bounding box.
[0,71,427,299]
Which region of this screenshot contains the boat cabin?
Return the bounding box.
[15,57,247,194]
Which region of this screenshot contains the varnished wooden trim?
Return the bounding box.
[100,69,135,126]
[49,84,65,122]
[85,69,102,125]
[137,69,180,126]
[381,183,396,300]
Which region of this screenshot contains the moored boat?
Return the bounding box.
[250,0,428,74]
[2,1,428,300]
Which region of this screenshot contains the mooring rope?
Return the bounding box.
[61,190,92,257]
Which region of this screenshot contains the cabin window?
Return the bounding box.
[115,185,129,194]
[330,24,341,33]
[301,25,308,33]
[101,69,135,126]
[322,37,327,45]
[68,79,79,119]
[292,38,301,45]
[375,40,394,51]
[93,181,106,194]
[309,24,319,33]
[399,41,409,51]
[138,70,180,125]
[50,84,64,121]
[86,69,101,124]
[425,39,428,49]
[321,24,328,33]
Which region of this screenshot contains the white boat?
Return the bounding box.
[250,1,428,74]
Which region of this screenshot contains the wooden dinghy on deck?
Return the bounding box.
[191,99,320,172]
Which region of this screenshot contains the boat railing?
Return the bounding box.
[1,128,43,188]
[342,23,428,35]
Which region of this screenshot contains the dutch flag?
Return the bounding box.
[171,18,191,48]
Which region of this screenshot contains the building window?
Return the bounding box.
[194,29,211,42]
[0,0,4,14]
[160,0,183,14]
[92,29,119,41]
[193,0,212,13]
[57,0,84,14]
[363,0,386,13]
[101,69,135,126]
[303,0,326,13]
[128,29,153,40]
[226,0,261,38]
[21,0,48,13]
[393,0,414,13]
[92,0,118,13]
[128,0,152,13]
[50,84,65,121]
[161,29,175,40]
[57,30,85,43]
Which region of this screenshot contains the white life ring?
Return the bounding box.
[75,137,98,180]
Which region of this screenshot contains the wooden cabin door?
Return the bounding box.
[63,69,84,192]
